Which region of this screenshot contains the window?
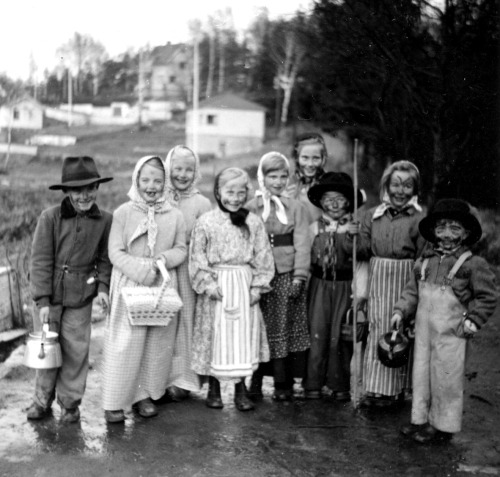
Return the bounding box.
[169,75,176,83]
[112,106,122,117]
[179,62,186,70]
[207,114,217,125]
[13,108,20,120]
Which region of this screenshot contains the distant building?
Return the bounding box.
[144,43,191,102]
[0,97,43,130]
[186,93,266,158]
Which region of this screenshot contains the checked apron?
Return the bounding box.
[411,251,472,433]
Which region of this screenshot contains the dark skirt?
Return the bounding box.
[258,272,310,379]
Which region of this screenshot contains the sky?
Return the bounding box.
[1,0,311,81]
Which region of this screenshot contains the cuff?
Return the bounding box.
[36,297,50,308]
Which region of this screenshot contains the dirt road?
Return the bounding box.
[1,309,499,477]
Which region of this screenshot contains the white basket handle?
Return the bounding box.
[156,260,171,284]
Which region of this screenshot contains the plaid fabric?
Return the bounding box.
[166,261,201,391]
[363,257,414,397]
[101,269,178,411]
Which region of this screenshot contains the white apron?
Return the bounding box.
[210,265,261,379]
[411,251,472,433]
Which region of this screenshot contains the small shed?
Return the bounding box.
[0,97,44,130]
[186,93,266,158]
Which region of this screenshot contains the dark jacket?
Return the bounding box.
[394,246,498,329]
[30,197,112,308]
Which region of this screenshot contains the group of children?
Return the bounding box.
[25,134,498,445]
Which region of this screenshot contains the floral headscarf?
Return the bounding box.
[164,145,203,206]
[255,151,290,225]
[127,155,171,256]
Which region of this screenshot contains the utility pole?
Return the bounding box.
[67,68,73,128]
[190,20,201,154]
[138,49,144,128]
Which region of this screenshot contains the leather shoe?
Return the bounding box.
[234,381,255,411]
[413,425,453,444]
[134,398,158,418]
[166,386,189,402]
[400,423,427,437]
[26,402,51,421]
[105,410,125,423]
[206,377,223,409]
[61,407,80,423]
[272,389,292,402]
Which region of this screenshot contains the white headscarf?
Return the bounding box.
[372,192,422,220]
[127,155,171,256]
[255,151,290,225]
[164,145,203,206]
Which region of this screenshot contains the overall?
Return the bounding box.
[412,251,472,433]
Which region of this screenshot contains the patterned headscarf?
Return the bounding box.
[255,151,290,225]
[127,155,172,256]
[164,145,203,206]
[372,193,422,220]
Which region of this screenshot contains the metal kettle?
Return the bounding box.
[377,326,409,369]
[23,320,62,369]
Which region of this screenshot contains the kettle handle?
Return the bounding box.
[390,329,399,344]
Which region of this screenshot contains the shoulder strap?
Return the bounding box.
[447,251,473,280]
[420,258,429,281]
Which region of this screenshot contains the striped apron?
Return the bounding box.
[363,257,414,396]
[210,265,261,379]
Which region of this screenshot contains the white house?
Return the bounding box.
[0,97,44,130]
[186,93,266,157]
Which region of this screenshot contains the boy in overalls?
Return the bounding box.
[391,199,498,443]
[26,156,113,423]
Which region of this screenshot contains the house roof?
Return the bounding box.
[149,43,188,66]
[3,95,43,109]
[197,93,266,112]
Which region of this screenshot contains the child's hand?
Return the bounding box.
[464,319,478,336]
[390,313,402,329]
[97,292,109,314]
[39,306,50,325]
[143,269,158,287]
[289,280,304,299]
[347,221,360,236]
[208,286,223,301]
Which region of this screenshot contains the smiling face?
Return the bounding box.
[434,219,469,250]
[218,176,248,212]
[320,191,349,220]
[65,183,99,213]
[297,144,324,179]
[388,170,415,210]
[138,162,165,204]
[263,168,289,196]
[170,153,196,192]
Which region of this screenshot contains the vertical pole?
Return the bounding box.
[67,69,73,128]
[192,33,200,154]
[352,138,359,408]
[138,49,144,128]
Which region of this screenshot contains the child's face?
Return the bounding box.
[219,177,248,212]
[66,183,99,213]
[434,219,469,250]
[170,154,196,192]
[138,163,165,204]
[263,168,288,196]
[320,191,349,220]
[388,170,414,209]
[298,144,323,179]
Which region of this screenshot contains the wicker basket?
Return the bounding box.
[122,261,182,326]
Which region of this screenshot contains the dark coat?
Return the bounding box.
[30,197,112,308]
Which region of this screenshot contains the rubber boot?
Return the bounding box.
[234,380,255,411]
[248,371,264,402]
[206,377,223,409]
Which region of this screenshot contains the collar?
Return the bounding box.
[423,244,470,259]
[60,196,102,219]
[372,195,422,221]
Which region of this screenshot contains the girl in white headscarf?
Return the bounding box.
[246,152,311,401]
[102,156,187,423]
[163,146,211,401]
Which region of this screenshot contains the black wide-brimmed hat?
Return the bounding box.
[307,172,364,212]
[419,198,482,245]
[49,156,113,190]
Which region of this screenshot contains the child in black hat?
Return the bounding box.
[26,156,113,423]
[391,198,498,443]
[303,172,364,401]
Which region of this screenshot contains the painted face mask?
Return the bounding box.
[434,219,470,251]
[388,171,415,210]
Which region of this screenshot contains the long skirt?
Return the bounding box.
[101,269,178,411]
[363,257,413,397]
[166,261,201,392]
[303,277,352,393]
[191,265,269,381]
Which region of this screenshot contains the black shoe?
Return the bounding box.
[413,425,453,444]
[234,381,255,411]
[105,410,125,423]
[26,402,51,421]
[272,389,292,402]
[206,377,223,409]
[400,423,427,437]
[166,386,190,402]
[248,374,264,402]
